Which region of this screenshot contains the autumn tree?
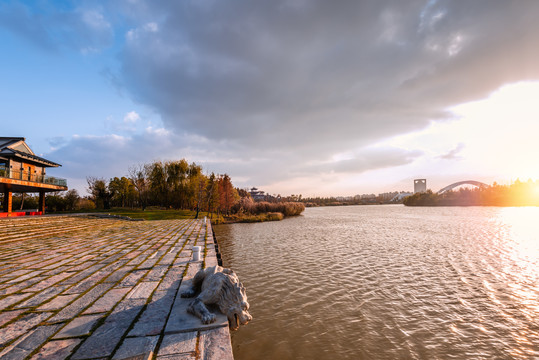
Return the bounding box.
[218,174,237,215]
[205,172,220,219]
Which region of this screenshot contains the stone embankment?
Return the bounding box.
[0,215,233,360]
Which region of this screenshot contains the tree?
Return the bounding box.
[194,173,207,219]
[126,180,138,208]
[165,159,189,209]
[236,188,251,199]
[87,177,110,209]
[218,174,237,215]
[128,164,150,210]
[148,162,167,206]
[19,193,25,210]
[109,177,132,207]
[64,189,80,211]
[186,162,203,210]
[206,172,220,219]
[45,194,67,212]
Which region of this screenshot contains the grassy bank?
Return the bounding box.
[103,209,287,223]
[53,208,219,221]
[54,204,304,223]
[99,208,213,221]
[222,212,284,223]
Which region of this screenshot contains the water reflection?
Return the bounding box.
[495,207,539,355]
[215,206,539,359]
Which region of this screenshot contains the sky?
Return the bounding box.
[1,0,539,197]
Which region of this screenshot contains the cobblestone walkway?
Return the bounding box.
[0,216,232,360]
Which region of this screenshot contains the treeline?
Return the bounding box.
[86,159,305,219]
[302,197,379,207]
[5,190,93,212]
[1,158,306,219]
[403,180,539,206]
[87,160,238,218]
[301,191,409,207]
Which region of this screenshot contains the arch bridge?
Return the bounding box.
[437,180,489,194]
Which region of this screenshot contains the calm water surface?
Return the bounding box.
[214,205,539,360]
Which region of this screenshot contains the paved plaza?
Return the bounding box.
[0,215,233,360]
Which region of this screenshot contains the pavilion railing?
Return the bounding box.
[0,168,67,187]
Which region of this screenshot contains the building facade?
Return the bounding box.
[0,137,67,216]
[414,179,427,193]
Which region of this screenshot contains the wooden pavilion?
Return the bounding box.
[0,137,67,216]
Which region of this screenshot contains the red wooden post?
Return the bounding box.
[39,191,46,214]
[3,190,12,214]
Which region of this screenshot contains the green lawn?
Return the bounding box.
[105,208,199,220]
[55,207,288,223]
[59,208,222,221]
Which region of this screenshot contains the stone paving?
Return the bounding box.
[0,215,233,360]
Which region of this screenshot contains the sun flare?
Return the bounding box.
[450,81,539,180]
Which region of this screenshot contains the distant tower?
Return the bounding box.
[414,179,427,193]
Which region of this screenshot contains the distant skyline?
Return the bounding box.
[2,1,539,197]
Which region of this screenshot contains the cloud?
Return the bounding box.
[76,8,113,53]
[116,1,539,160]
[0,2,113,53]
[123,111,140,123]
[104,111,146,134]
[438,143,464,160]
[47,136,68,151]
[275,146,424,177]
[45,124,421,196]
[45,130,184,194]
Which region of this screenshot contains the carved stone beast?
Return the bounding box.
[181,265,252,330]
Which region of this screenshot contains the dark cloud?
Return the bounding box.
[118,0,539,152]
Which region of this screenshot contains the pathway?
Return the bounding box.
[0,216,232,360]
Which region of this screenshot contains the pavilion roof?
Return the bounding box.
[0,137,61,167]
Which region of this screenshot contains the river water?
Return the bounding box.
[214,205,539,359]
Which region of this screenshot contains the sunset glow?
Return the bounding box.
[450,82,539,180]
[376,81,539,194]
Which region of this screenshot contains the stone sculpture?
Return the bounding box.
[181,265,252,330]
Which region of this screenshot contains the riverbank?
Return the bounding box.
[0,216,233,359]
[221,212,284,223]
[46,205,305,224]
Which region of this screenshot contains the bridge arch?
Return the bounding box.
[437,180,489,194]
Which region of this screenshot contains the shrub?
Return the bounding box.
[232,200,305,217]
[77,198,96,210]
